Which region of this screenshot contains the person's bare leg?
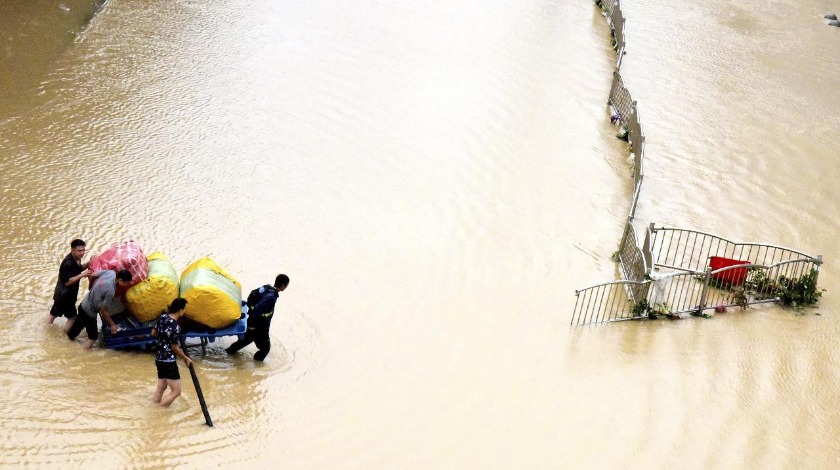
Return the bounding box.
[62,318,75,333]
[160,379,182,407]
[83,338,94,349]
[45,314,57,325]
[153,379,167,403]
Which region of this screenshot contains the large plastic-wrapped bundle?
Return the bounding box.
[89,240,148,292]
[124,252,180,322]
[180,256,242,329]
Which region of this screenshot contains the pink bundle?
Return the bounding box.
[89,240,149,290]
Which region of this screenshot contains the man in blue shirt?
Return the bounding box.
[152,297,192,407]
[226,274,290,361]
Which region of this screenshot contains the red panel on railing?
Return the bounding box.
[709,256,750,286]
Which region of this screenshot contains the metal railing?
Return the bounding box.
[572,0,826,326]
[598,0,616,18]
[648,225,818,273]
[627,108,644,184]
[617,221,650,302]
[573,257,822,325]
[608,71,634,125]
[700,260,818,310]
[607,69,645,221]
[572,280,648,325]
[597,0,626,67]
[626,108,645,219]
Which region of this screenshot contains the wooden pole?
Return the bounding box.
[181,338,213,427]
[188,362,213,427]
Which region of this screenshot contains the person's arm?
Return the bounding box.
[100,305,118,334]
[64,268,91,287]
[247,288,259,309]
[171,342,192,367]
[244,288,260,329]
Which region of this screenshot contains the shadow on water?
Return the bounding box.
[0,0,108,120]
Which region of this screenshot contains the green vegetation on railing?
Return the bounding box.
[742,267,773,297]
[631,299,670,319]
[631,299,649,316]
[776,269,824,308]
[730,286,749,310]
[736,267,824,309]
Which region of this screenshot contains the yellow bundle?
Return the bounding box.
[125,252,180,322]
[180,256,242,329]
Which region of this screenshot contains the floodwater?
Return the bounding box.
[0,0,838,468]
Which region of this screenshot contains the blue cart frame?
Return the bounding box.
[102,303,248,355]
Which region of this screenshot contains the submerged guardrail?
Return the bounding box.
[573,0,824,325]
[573,256,822,326]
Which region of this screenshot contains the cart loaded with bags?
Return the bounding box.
[93,241,246,354]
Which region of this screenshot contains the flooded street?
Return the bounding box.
[1,0,838,468]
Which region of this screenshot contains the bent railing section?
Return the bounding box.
[573,258,822,325]
[627,109,644,185]
[597,0,626,67]
[648,226,818,273]
[610,1,626,67]
[699,259,822,311]
[572,280,648,325]
[617,221,650,303]
[573,0,824,326]
[608,71,634,126]
[607,74,645,225]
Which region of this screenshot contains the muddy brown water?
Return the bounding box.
[1,0,838,468]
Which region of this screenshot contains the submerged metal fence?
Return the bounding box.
[626,108,644,219]
[617,221,650,303]
[572,280,647,325]
[572,0,824,326]
[572,217,823,325]
[608,71,645,220]
[648,226,817,273]
[572,255,822,325]
[598,0,626,67]
[608,71,634,125]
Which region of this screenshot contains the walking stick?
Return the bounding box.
[181,338,213,427]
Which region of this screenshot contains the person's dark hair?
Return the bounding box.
[168,297,187,313]
[116,269,132,282]
[70,239,86,249]
[274,274,290,289]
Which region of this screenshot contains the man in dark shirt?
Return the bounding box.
[47,239,92,332]
[152,297,192,407]
[226,274,290,361]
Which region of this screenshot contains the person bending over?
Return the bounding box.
[67,269,132,349]
[226,274,290,361]
[151,297,192,407]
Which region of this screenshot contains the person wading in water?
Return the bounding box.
[225,274,290,361]
[47,239,92,333]
[151,297,192,407]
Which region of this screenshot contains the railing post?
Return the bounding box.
[642,224,653,274]
[697,267,713,313]
[811,255,823,296]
